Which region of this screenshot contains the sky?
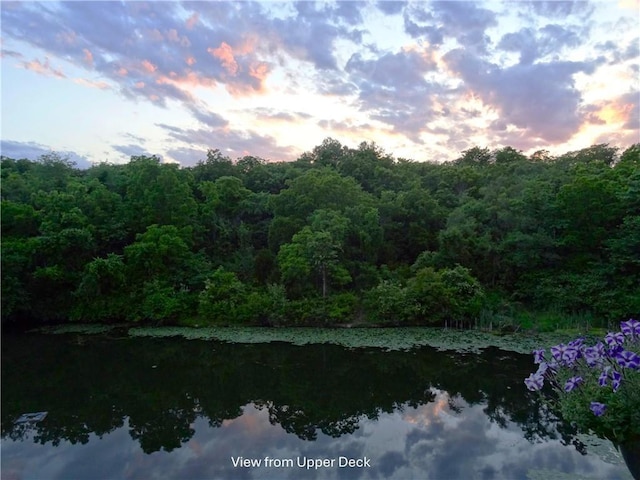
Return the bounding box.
[1,1,638,167]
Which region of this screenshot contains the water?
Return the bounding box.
[1,333,632,479]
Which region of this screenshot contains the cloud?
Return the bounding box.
[0,140,92,169]
[209,42,239,75]
[112,144,151,158]
[333,1,364,26]
[122,132,147,144]
[593,91,640,131]
[346,49,441,138]
[403,5,444,45]
[189,105,229,128]
[185,12,199,30]
[524,1,594,19]
[444,48,600,142]
[141,59,157,74]
[1,1,275,107]
[498,24,584,65]
[376,2,407,15]
[317,118,373,132]
[82,48,93,66]
[404,2,497,54]
[73,78,110,90]
[267,2,366,71]
[21,56,66,78]
[1,1,637,163]
[596,36,640,64]
[165,147,208,166]
[156,123,298,164]
[313,71,358,96]
[1,48,23,59]
[252,108,313,122]
[621,91,640,130]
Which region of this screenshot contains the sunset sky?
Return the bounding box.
[1,1,638,167]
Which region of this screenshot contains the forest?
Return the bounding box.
[1,140,638,330]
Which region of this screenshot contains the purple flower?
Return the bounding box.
[590,402,607,417]
[564,376,583,392]
[620,319,640,339]
[583,344,605,367]
[614,350,640,370]
[611,370,623,392]
[569,338,584,349]
[598,367,610,387]
[563,347,579,366]
[533,349,546,364]
[536,362,549,375]
[525,372,544,391]
[551,343,579,366]
[608,344,623,358]
[550,344,567,362]
[605,332,625,348]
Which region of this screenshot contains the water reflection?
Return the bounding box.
[1,333,632,479]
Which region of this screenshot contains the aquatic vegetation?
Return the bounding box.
[32,324,122,335]
[125,325,579,354]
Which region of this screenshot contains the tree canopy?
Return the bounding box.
[2,140,638,329]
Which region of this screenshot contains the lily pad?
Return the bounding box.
[126,326,580,353]
[31,324,121,335]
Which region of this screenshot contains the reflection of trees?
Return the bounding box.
[259,402,362,440]
[2,333,573,453]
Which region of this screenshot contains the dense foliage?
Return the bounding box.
[2,140,638,328]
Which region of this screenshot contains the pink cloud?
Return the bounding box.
[595,99,635,125]
[148,29,164,42]
[153,75,196,103]
[235,35,259,56]
[21,57,65,78]
[165,28,189,46]
[83,48,93,66]
[185,12,199,30]
[162,71,218,90]
[166,29,179,42]
[208,42,238,75]
[74,78,110,89]
[250,61,269,82]
[141,59,157,73]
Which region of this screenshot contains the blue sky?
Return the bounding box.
[1,1,638,166]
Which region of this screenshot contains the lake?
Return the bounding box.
[1,330,633,479]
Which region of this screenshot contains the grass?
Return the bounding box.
[475,304,606,336]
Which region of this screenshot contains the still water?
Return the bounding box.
[1,332,633,479]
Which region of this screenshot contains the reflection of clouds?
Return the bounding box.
[1,399,633,480]
[402,388,461,430]
[221,405,268,436]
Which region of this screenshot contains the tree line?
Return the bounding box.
[1,140,638,329]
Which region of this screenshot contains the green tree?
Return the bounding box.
[123,225,205,322]
[123,156,197,233]
[278,226,351,299]
[72,254,128,322]
[198,267,247,323]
